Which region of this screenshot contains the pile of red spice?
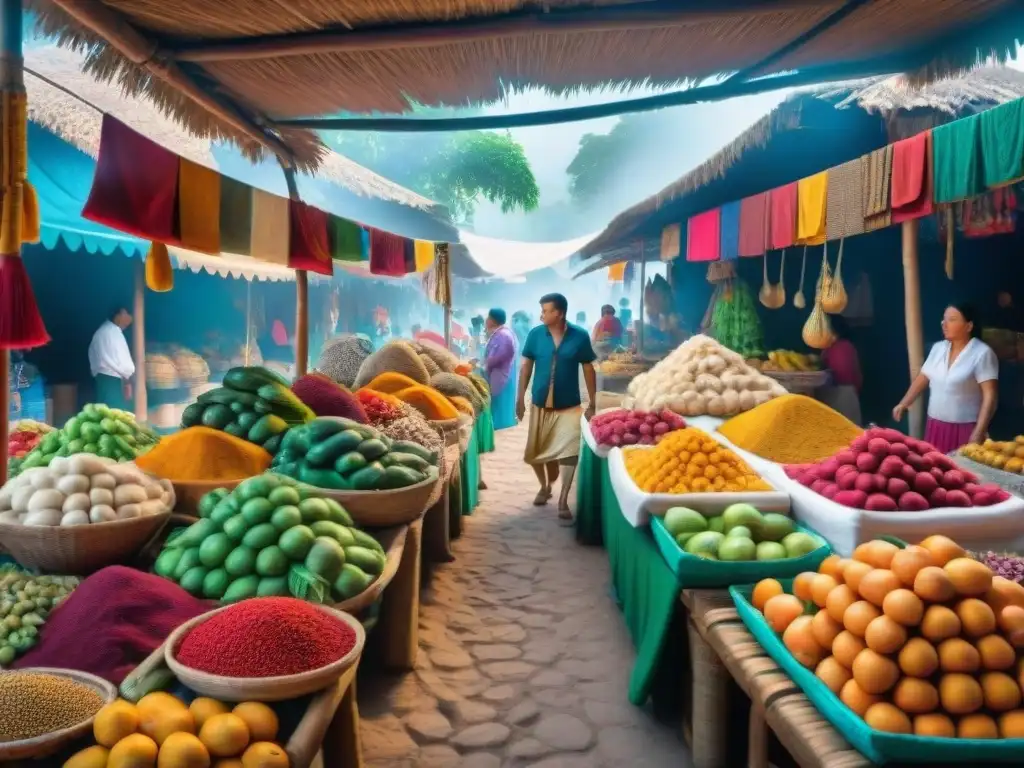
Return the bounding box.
[356,390,403,424]
[13,566,211,685]
[291,374,368,422]
[175,597,357,678]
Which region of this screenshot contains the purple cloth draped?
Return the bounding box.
[485,325,517,396]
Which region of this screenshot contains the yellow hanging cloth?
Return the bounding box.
[250,189,290,265]
[414,239,435,272]
[145,242,173,291]
[608,262,626,282]
[178,159,221,254]
[797,171,828,245]
[21,181,38,244]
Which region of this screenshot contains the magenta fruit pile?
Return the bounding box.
[784,426,1010,511]
[589,409,687,448]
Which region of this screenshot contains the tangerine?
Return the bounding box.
[843,601,881,637]
[919,535,967,566]
[981,672,1022,712]
[957,714,999,739]
[945,558,993,597]
[858,569,901,607]
[863,702,912,734]
[783,615,825,668]
[198,714,251,758]
[752,579,785,613]
[231,703,279,743]
[815,656,852,694]
[882,589,924,627]
[938,673,984,715]
[810,574,839,608]
[864,615,907,654]
[94,700,140,748]
[811,610,844,649]
[892,677,939,714]
[832,631,867,669]
[976,634,1016,671]
[158,732,211,768]
[898,637,939,678]
[189,699,230,731]
[852,649,900,694]
[818,555,845,579]
[998,710,1024,738]
[839,679,881,716]
[937,638,981,673]
[920,605,962,642]
[793,572,816,603]
[913,713,956,738]
[999,605,1024,647]
[984,576,1024,613]
[890,545,935,587]
[956,598,997,638]
[764,594,805,633]
[241,742,289,768]
[913,567,956,603]
[825,585,858,624]
[843,561,873,594]
[863,541,900,569]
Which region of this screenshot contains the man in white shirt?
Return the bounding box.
[88,308,134,408]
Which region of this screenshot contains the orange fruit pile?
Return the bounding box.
[752,535,1024,738]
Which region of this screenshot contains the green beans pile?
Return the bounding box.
[0,671,105,742]
[0,571,80,666]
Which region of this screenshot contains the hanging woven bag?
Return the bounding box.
[821,238,849,314]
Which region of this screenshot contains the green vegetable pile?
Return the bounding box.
[14,404,160,475]
[181,366,314,455]
[270,417,439,491]
[154,474,386,604]
[710,279,765,359]
[0,570,80,665]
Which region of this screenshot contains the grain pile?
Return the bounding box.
[353,341,430,389]
[430,373,484,415]
[413,340,459,373]
[0,671,106,742]
[315,335,374,388]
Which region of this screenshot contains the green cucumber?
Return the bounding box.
[306,432,361,468]
[281,428,312,456]
[305,419,346,441]
[356,438,388,461]
[181,403,206,428]
[249,414,288,445]
[256,382,302,408]
[224,366,289,393]
[382,452,430,472]
[381,465,424,489]
[349,462,386,490]
[224,421,247,439]
[201,404,235,430]
[334,451,368,476]
[236,411,261,431]
[297,464,350,490]
[199,388,260,407]
[262,433,284,455]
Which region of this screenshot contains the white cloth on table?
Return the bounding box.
[88,321,135,379]
[921,338,998,423]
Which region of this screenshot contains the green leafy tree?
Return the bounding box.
[567,114,653,206]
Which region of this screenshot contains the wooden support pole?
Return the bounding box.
[133,259,148,421]
[902,219,925,438]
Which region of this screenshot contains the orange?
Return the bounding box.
[976,634,1016,671]
[898,637,939,678]
[810,574,839,608]
[94,699,140,748]
[231,703,279,743]
[843,601,881,637]
[842,561,873,594]
[64,746,111,768]
[920,605,962,642]
[852,649,900,694]
[825,585,858,624]
[999,605,1024,647]
[998,710,1024,738]
[958,714,999,739]
[937,638,981,673]
[913,566,956,603]
[108,734,158,768]
[158,732,211,768]
[783,616,825,668]
[213,762,244,768]
[862,541,900,570]
[818,555,844,580]
[938,673,984,715]
[890,545,935,587]
[839,679,881,717]
[864,615,907,655]
[832,631,866,669]
[811,610,843,649]
[981,671,1023,712]
[793,572,816,603]
[984,576,1024,613]
[852,542,875,565]
[914,713,956,738]
[858,570,901,607]
[863,702,911,734]
[139,705,195,747]
[892,677,939,714]
[241,742,290,768]
[198,714,251,759]
[764,594,805,633]
[815,656,852,694]
[945,558,994,597]
[956,598,996,638]
[752,579,784,613]
[189,699,231,731]
[919,535,967,566]
[882,589,924,627]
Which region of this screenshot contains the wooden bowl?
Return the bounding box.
[0,668,117,760]
[165,603,365,702]
[297,473,440,527]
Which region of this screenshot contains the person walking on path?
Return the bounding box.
[516,293,597,520]
[88,308,135,409]
[483,308,519,431]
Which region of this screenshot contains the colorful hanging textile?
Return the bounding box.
[660,223,681,261]
[289,200,333,276]
[686,208,721,262]
[768,183,797,250]
[177,159,220,254]
[82,115,180,242]
[250,189,290,265]
[933,113,983,203]
[825,158,866,240]
[145,243,173,292]
[980,99,1024,189]
[862,145,893,232]
[607,262,626,281]
[422,243,452,306]
[369,228,408,276]
[414,240,435,271]
[737,192,769,257]
[797,171,827,245]
[891,130,934,224]
[961,187,1017,238]
[219,176,252,255]
[719,200,741,261]
[328,215,364,262]
[402,238,416,274]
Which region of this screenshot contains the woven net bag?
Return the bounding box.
[354,340,431,389]
[430,372,484,415]
[315,334,374,387]
[821,239,849,314]
[802,297,834,350]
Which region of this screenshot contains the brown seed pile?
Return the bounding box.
[0,671,105,742]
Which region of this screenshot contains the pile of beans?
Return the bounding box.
[0,671,105,742]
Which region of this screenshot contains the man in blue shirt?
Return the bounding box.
[516,293,597,520]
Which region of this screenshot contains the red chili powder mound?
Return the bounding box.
[291,375,368,422]
[13,566,212,685]
[175,597,356,678]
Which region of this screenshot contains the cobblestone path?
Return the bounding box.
[357,421,688,767]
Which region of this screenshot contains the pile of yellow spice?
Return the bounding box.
[624,427,770,494]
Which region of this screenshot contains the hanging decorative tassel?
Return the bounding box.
[944,205,955,280]
[145,242,173,292]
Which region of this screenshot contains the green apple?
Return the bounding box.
[718,536,756,562]
[722,503,763,533]
[684,531,724,558]
[782,531,819,558]
[759,513,795,542]
[726,525,752,539]
[663,507,707,538]
[707,516,725,534]
[755,541,787,561]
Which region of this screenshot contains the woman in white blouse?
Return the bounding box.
[893,303,998,453]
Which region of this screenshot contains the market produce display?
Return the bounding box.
[353,340,430,389]
[747,536,1024,738]
[596,351,649,377]
[171,346,211,389]
[959,438,1024,474]
[364,372,421,394]
[662,504,819,561]
[973,551,1024,585]
[625,335,786,417]
[0,670,106,743]
[180,366,314,455]
[467,372,491,404]
[719,394,863,464]
[64,692,290,767]
[269,417,438,492]
[135,427,272,483]
[155,473,387,604]
[355,389,404,425]
[710,279,765,359]
[314,334,374,388]
[0,570,79,664]
[623,427,772,493]
[7,420,53,476]
[588,408,687,448]
[393,385,459,420]
[411,339,459,374]
[0,455,174,526]
[762,350,821,372]
[377,413,444,460]
[785,426,1010,510]
[13,405,160,475]
[145,353,180,390]
[289,374,368,422]
[430,372,485,415]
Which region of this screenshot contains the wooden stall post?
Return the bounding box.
[279,162,309,377]
[638,241,646,355]
[133,258,148,421]
[901,219,924,438]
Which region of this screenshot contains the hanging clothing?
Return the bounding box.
[768,183,797,250]
[289,201,333,276]
[796,172,828,245]
[369,228,408,276]
[329,216,365,262]
[686,208,721,261]
[607,262,627,281]
[414,240,435,271]
[738,192,769,257]
[219,176,252,255]
[485,325,519,431]
[862,145,893,232]
[825,158,866,240]
[933,114,983,203]
[891,130,934,224]
[980,98,1024,189]
[177,159,220,254]
[250,189,290,265]
[719,201,741,261]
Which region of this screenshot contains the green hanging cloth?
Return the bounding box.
[933,113,983,203]
[979,97,1024,189]
[329,215,365,262]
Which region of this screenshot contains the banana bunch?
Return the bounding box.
[10,419,54,435]
[764,350,820,372]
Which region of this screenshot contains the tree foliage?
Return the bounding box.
[566,114,657,206]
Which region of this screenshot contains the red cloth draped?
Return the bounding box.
[891,130,935,224]
[686,208,721,261]
[369,228,409,276]
[737,192,769,257]
[768,183,797,250]
[289,200,333,276]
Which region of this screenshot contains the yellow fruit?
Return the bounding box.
[882,589,924,627]
[892,677,939,714]
[138,692,193,746]
[94,699,141,747]
[852,649,899,694]
[751,578,784,613]
[956,598,997,638]
[913,566,957,603]
[839,679,881,716]
[232,703,279,743]
[213,762,244,768]
[938,673,984,715]
[199,714,251,758]
[920,605,961,642]
[977,634,1017,671]
[919,535,967,567]
[958,714,999,739]
[938,638,981,673]
[898,637,939,678]
[864,615,907,655]
[999,710,1024,738]
[914,713,955,737]
[241,742,290,768]
[815,656,851,694]
[108,733,159,768]
[858,569,901,607]
[138,693,187,717]
[864,702,912,734]
[843,601,881,637]
[890,546,935,587]
[810,574,838,607]
[63,745,111,768]
[811,610,843,649]
[158,732,211,768]
[825,584,858,624]
[832,631,866,669]
[981,671,1023,712]
[190,698,231,730]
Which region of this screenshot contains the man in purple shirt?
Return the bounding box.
[484,308,518,430]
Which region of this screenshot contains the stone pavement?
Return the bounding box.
[357,421,689,767]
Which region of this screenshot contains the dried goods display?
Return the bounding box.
[315,334,374,388]
[0,670,105,743]
[662,503,820,562]
[429,372,485,415]
[135,427,272,483]
[588,409,687,448]
[353,340,430,389]
[355,389,404,425]
[625,335,786,417]
[960,438,1024,474]
[392,385,459,420]
[290,374,368,422]
[410,339,460,374]
[596,351,649,377]
[0,570,79,664]
[972,551,1024,585]
[762,350,821,372]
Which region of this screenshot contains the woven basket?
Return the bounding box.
[165,604,365,702]
[0,668,116,760]
[171,478,243,516]
[299,474,439,527]
[0,512,172,573]
[433,417,460,447]
[332,525,406,614]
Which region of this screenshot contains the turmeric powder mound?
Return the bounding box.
[718,394,862,464]
[366,372,422,395]
[135,426,272,482]
[449,396,474,416]
[393,385,460,420]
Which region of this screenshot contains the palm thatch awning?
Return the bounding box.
[575,66,1024,274]
[27,0,1024,171]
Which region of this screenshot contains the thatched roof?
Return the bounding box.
[576,65,1024,266]
[25,45,442,211]
[27,0,1022,171]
